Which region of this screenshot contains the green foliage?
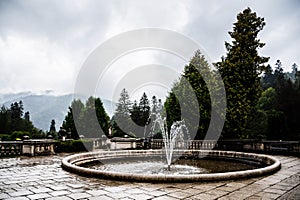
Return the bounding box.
[244,108,268,139]
[49,119,56,133]
[216,8,269,139]
[164,50,217,139]
[129,92,150,138]
[55,140,93,152]
[0,101,43,139]
[260,61,300,140]
[62,97,110,139]
[9,131,31,140]
[62,99,84,139]
[112,88,133,137]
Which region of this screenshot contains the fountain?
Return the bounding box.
[62,113,281,182]
[61,97,281,182]
[149,113,189,171]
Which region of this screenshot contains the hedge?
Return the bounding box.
[55,140,93,153]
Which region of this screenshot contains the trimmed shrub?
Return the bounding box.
[55,140,93,153]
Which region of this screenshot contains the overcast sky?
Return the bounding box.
[0,0,299,100]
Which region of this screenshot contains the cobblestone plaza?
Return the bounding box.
[0,153,299,200]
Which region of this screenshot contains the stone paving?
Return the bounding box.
[0,153,299,200]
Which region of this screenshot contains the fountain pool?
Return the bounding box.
[62,149,281,182]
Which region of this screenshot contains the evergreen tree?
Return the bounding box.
[129,93,150,138]
[0,106,11,134]
[112,88,133,137]
[138,92,150,126]
[24,111,30,122]
[0,102,41,139]
[130,100,140,125]
[62,99,84,139]
[216,8,269,138]
[95,97,110,137]
[165,50,212,139]
[81,96,100,138]
[62,97,110,139]
[50,119,56,133]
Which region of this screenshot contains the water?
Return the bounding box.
[148,113,189,170]
[85,157,261,175]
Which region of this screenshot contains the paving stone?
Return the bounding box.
[106,192,131,199]
[27,193,51,200]
[86,189,108,196]
[168,190,193,199]
[263,187,286,195]
[67,183,85,189]
[218,185,240,192]
[206,189,229,198]
[125,188,146,194]
[139,184,164,192]
[147,190,168,197]
[10,190,33,197]
[104,186,127,193]
[4,197,30,200]
[49,184,70,191]
[278,184,300,200]
[254,191,281,199]
[152,195,178,200]
[29,186,52,193]
[192,184,219,192]
[190,193,216,200]
[0,193,10,199]
[223,190,253,199]
[159,186,181,193]
[88,195,113,200]
[68,192,92,199]
[130,193,154,200]
[1,154,299,200]
[245,195,263,200]
[46,197,72,200]
[49,190,70,197]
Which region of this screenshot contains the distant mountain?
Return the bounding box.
[1,93,115,131]
[0,91,33,105]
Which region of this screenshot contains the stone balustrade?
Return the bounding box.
[0,139,57,157]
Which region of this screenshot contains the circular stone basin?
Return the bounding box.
[61,150,281,182]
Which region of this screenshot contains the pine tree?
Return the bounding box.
[50,119,56,133]
[130,100,140,125]
[112,88,133,137]
[138,92,150,126]
[165,50,212,139]
[216,8,269,138]
[62,99,84,139]
[95,97,110,137]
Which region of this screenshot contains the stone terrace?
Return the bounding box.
[0,153,299,200]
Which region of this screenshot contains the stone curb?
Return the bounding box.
[61,150,281,182]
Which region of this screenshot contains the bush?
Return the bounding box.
[55,140,93,153]
[9,131,31,140]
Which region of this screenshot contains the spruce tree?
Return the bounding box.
[62,99,84,139]
[216,8,269,138]
[112,88,133,137]
[165,50,212,139]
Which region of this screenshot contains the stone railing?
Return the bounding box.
[149,139,300,155]
[0,140,57,157]
[0,141,23,156]
[217,140,300,155]
[150,139,217,150]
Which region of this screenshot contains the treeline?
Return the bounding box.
[111,90,162,138]
[165,8,300,140]
[0,101,44,140]
[258,60,300,140]
[62,92,162,139]
[62,8,300,141]
[62,97,110,139]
